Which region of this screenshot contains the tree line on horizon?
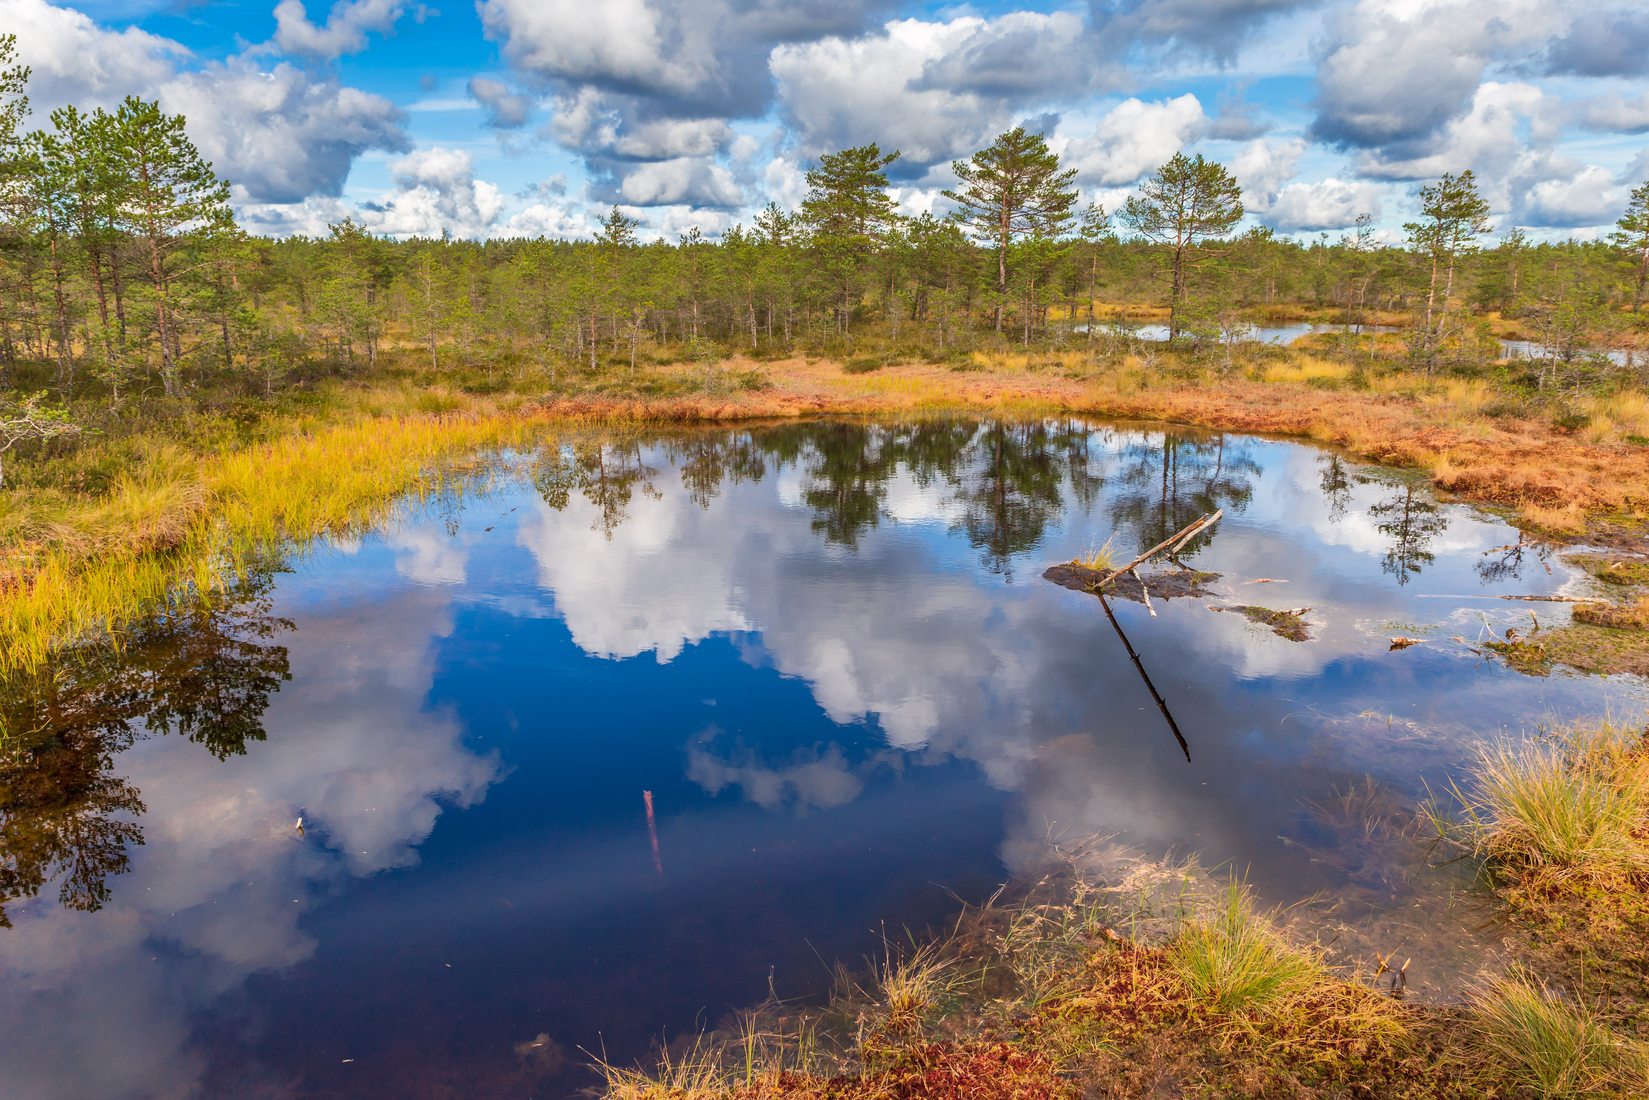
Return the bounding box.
[3,30,1649,415]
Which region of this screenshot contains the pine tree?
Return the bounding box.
[595,206,648,370]
[110,96,235,394]
[0,33,33,336]
[1404,169,1490,372]
[1120,154,1243,340]
[321,217,389,369]
[801,144,901,335]
[753,202,797,342]
[944,127,1078,332]
[1612,180,1649,312]
[16,129,78,384]
[50,106,130,367]
[1077,201,1112,338]
[0,32,26,156]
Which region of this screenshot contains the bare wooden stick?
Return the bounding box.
[1414,594,1586,603]
[1093,510,1223,590]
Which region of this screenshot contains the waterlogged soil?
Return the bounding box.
[1486,554,1649,676]
[1490,624,1649,677]
[1568,554,1649,587]
[1221,604,1314,641]
[1041,562,1221,602]
[2,418,1646,1100]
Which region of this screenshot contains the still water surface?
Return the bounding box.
[2,419,1643,1098]
[1093,319,1636,364]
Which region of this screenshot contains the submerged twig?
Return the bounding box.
[643,789,663,876]
[1138,571,1156,617]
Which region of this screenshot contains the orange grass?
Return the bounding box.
[544,356,1649,538]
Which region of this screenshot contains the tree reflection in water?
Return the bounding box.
[1321,454,1456,586]
[4,421,1256,929]
[946,421,1089,577]
[1108,432,1261,556]
[533,420,1160,580]
[1475,530,1553,584]
[532,440,662,538]
[1318,453,1355,522]
[0,572,291,926]
[1369,482,1448,585]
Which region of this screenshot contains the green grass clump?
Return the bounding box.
[1167,884,1319,1014]
[1470,972,1645,1098]
[1451,720,1649,883]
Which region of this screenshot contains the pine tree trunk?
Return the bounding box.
[110,244,128,344]
[995,205,1009,333]
[1421,254,1440,374]
[46,231,74,388]
[145,217,176,395]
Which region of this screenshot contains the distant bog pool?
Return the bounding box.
[2,419,1642,1099]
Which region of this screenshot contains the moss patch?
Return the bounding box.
[1224,604,1313,642]
[1568,554,1649,588]
[1488,625,1649,678]
[1573,597,1649,631]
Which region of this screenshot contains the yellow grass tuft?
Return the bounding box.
[1261,357,1353,386]
[1449,718,1649,884]
[1071,534,1118,572]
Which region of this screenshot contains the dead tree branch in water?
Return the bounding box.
[1093,510,1223,590]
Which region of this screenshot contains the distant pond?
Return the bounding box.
[1082,320,1637,365]
[2,419,1644,1099]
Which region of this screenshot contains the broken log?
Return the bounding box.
[1092,511,1223,590]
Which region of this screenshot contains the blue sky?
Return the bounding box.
[7,0,1648,241]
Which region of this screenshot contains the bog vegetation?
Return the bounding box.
[596,836,1649,1099]
[4,28,1649,1095]
[3,25,1648,673]
[599,718,1649,1099]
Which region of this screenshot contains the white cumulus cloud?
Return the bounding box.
[1063,94,1208,186]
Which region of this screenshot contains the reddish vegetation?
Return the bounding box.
[722,1044,1070,1100]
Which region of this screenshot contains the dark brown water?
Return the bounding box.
[2,420,1643,1098]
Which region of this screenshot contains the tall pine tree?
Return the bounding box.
[801,144,901,335]
[1612,180,1649,312]
[1404,169,1490,372]
[111,96,235,394]
[944,127,1078,332]
[1120,153,1244,340]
